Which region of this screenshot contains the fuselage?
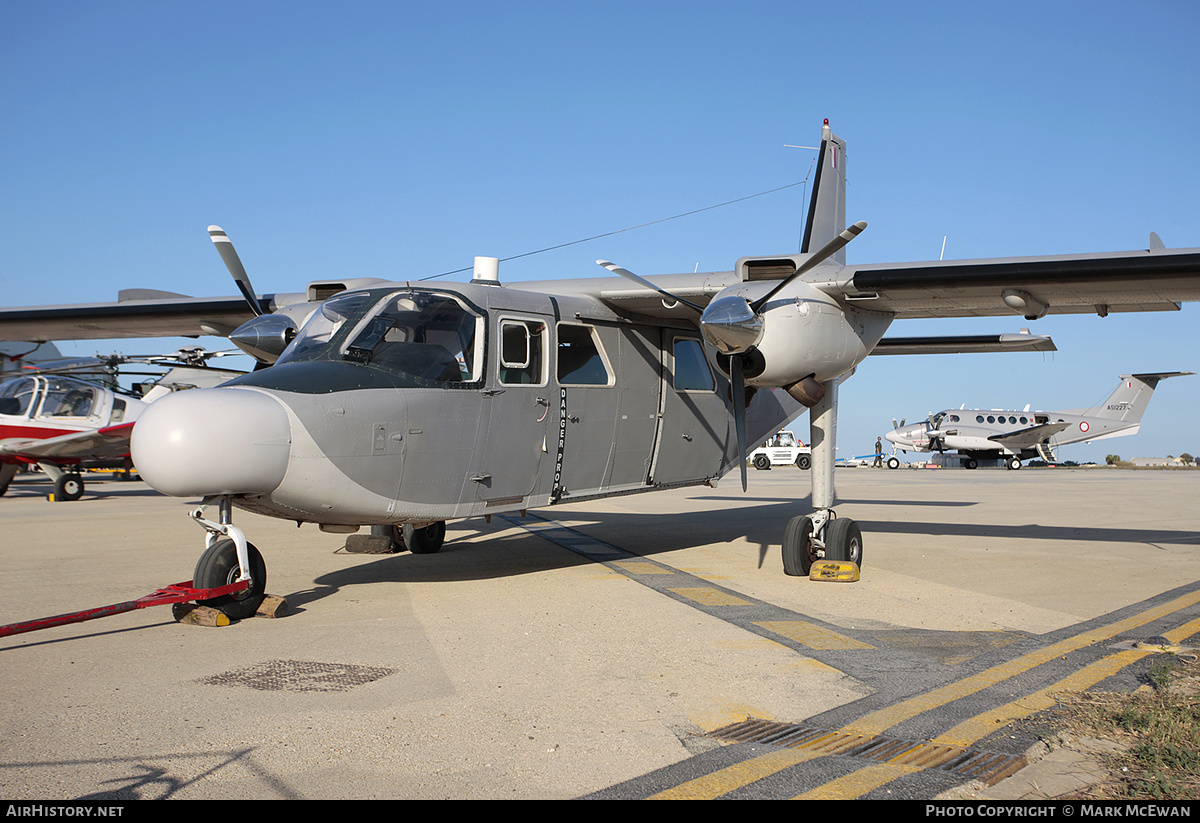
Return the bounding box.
[130,281,804,527]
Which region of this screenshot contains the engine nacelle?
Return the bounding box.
[704,280,891,391]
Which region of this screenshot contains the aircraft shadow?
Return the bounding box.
[294,497,1198,608]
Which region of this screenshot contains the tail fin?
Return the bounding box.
[800,119,848,263]
[1086,372,1193,423]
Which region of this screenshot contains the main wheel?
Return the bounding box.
[53,473,84,501]
[397,521,446,554]
[825,518,863,566]
[193,538,267,620]
[796,454,811,470]
[782,515,817,576]
[1007,457,1022,470]
[886,456,900,470]
[963,458,978,470]
[753,455,771,470]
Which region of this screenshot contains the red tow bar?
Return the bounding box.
[0,580,249,638]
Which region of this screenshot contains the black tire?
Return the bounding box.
[886,456,900,470]
[963,458,978,470]
[402,521,446,554]
[193,538,267,620]
[1007,457,1022,470]
[796,455,811,470]
[825,518,863,566]
[753,455,770,470]
[782,515,817,576]
[53,473,84,501]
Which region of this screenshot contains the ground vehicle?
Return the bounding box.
[749,431,811,470]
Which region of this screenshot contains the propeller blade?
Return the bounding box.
[731,354,748,492]
[208,226,262,317]
[749,220,867,313]
[596,260,705,313]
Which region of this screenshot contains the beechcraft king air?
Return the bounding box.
[1,119,1198,617]
[885,371,1193,470]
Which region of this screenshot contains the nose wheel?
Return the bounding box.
[188,497,267,619]
[193,538,267,619]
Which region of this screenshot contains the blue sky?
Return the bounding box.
[3,0,1198,464]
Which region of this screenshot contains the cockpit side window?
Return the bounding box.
[341,291,483,383]
[40,380,98,418]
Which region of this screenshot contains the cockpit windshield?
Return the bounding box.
[276,290,376,365]
[275,288,484,384]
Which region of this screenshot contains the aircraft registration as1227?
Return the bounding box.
[0,120,1198,618]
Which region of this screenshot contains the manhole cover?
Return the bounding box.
[200,660,397,692]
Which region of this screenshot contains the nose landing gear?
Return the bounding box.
[189,497,267,619]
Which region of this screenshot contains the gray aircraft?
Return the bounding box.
[1,119,1199,618]
[884,371,1193,470]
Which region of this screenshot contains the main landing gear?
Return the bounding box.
[781,375,864,579]
[782,512,863,576]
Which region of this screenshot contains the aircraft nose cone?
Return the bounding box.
[131,388,290,497]
[884,430,900,445]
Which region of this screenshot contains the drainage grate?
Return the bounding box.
[200,660,397,692]
[707,718,1027,786]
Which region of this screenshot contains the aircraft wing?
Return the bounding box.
[987,421,1073,451]
[819,247,1200,318]
[0,422,134,461]
[0,295,259,342]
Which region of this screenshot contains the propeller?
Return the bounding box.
[700,221,868,358]
[596,220,866,492]
[208,226,262,317]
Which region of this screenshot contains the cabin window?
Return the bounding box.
[672,338,715,391]
[500,320,545,385]
[987,416,996,423]
[976,415,985,423]
[0,377,38,417]
[1020,416,1028,425]
[556,324,611,386]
